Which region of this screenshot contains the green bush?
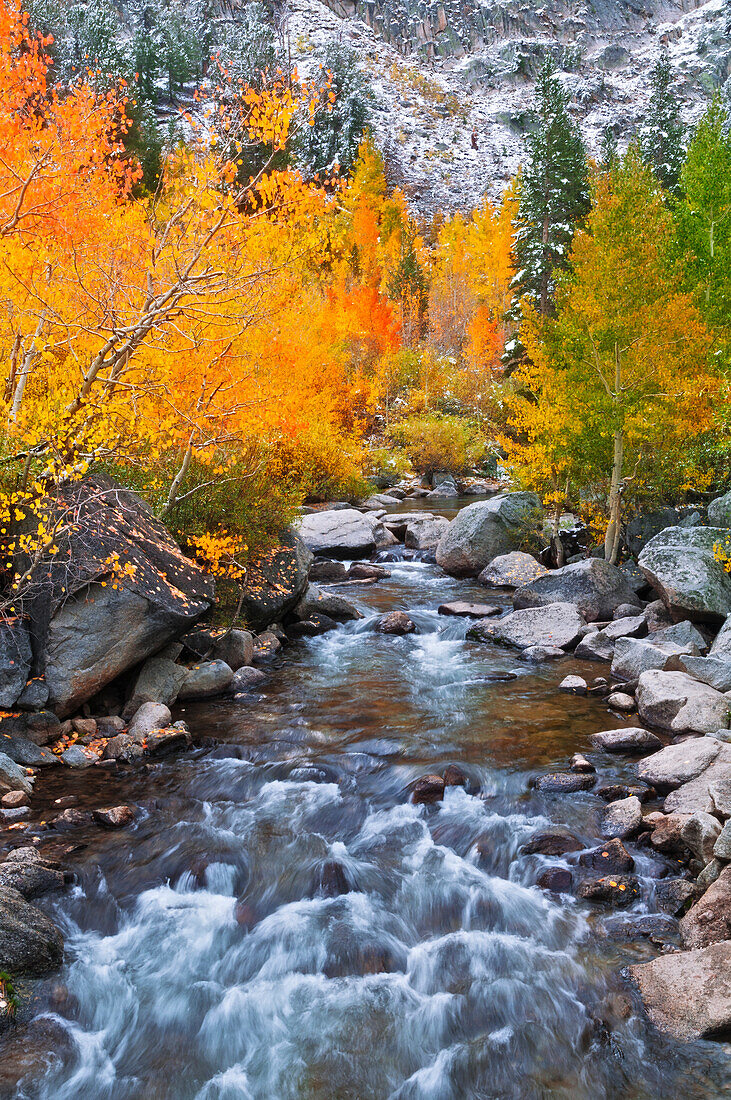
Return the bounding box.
[390,414,487,477]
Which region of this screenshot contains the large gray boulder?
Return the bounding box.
[611,637,699,683]
[590,728,663,754]
[513,559,640,622]
[37,476,214,717]
[404,516,450,551]
[638,527,731,624]
[663,752,731,815]
[627,941,731,1041]
[0,619,32,708]
[478,551,547,589]
[469,602,585,651]
[574,613,647,661]
[239,528,312,632]
[0,752,34,795]
[123,657,187,717]
[635,670,731,734]
[297,509,377,559]
[708,490,731,528]
[0,885,63,976]
[680,655,731,693]
[127,702,172,740]
[637,737,722,789]
[178,660,233,700]
[435,493,542,578]
[294,584,362,623]
[680,865,731,949]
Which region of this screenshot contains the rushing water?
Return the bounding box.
[3,522,731,1099]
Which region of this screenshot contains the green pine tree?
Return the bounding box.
[640,51,685,193]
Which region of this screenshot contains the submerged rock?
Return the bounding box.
[534,772,595,793]
[377,611,416,636]
[412,774,445,804]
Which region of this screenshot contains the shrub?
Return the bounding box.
[391,414,487,477]
[363,444,411,488]
[266,425,368,503]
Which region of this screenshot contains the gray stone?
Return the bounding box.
[697,859,724,891]
[579,838,634,873]
[478,551,547,589]
[600,796,642,839]
[0,619,32,709]
[534,772,595,793]
[627,942,731,1041]
[577,875,640,906]
[680,812,722,865]
[231,666,267,692]
[654,877,698,914]
[714,819,731,860]
[611,637,698,683]
[102,733,145,763]
[590,727,662,754]
[708,490,731,528]
[0,850,64,898]
[294,584,362,623]
[574,631,616,662]
[710,615,731,660]
[680,655,731,693]
[680,865,731,948]
[645,599,674,634]
[638,737,721,789]
[0,885,64,975]
[0,752,33,795]
[438,602,500,619]
[145,726,191,757]
[663,755,731,815]
[60,746,96,768]
[377,612,416,636]
[469,602,585,651]
[23,710,61,746]
[559,675,587,695]
[570,753,594,772]
[178,660,233,700]
[309,559,348,583]
[513,559,640,623]
[607,692,635,712]
[519,645,566,662]
[127,702,172,740]
[653,621,709,652]
[123,658,187,717]
[638,526,731,624]
[404,517,450,551]
[435,493,542,578]
[16,676,49,709]
[0,735,57,768]
[240,528,312,631]
[636,670,731,734]
[297,509,377,559]
[93,805,135,827]
[208,629,254,671]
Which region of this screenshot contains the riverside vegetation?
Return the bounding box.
[0,0,731,1094]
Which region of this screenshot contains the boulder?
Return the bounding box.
[574,631,616,662]
[559,675,587,695]
[537,868,573,893]
[293,584,362,623]
[297,509,377,559]
[309,559,348,583]
[710,616,731,660]
[0,886,64,975]
[655,878,698,915]
[469,602,585,651]
[23,710,62,746]
[178,660,233,700]
[679,655,731,693]
[519,645,566,661]
[607,692,635,712]
[127,702,172,740]
[426,477,459,499]
[637,737,722,789]
[0,752,33,795]
[60,746,96,768]
[577,876,640,906]
[123,657,187,717]
[102,733,145,763]
[590,728,663,754]
[649,813,692,854]
[287,615,338,638]
[708,490,731,528]
[625,506,690,559]
[579,838,634,873]
[0,850,64,899]
[145,725,192,757]
[570,753,594,773]
[39,476,213,717]
[377,612,416,636]
[181,628,254,672]
[92,805,136,828]
[513,559,640,623]
[360,512,398,550]
[522,832,583,857]
[627,941,731,1041]
[680,812,721,865]
[383,513,434,540]
[478,551,548,589]
[611,637,699,683]
[653,621,709,652]
[404,517,450,551]
[597,782,654,803]
[435,493,542,577]
[600,796,642,839]
[638,527,731,624]
[347,563,390,582]
[663,754,731,815]
[0,619,32,708]
[680,866,731,948]
[437,602,500,619]
[239,528,312,632]
[714,819,731,860]
[231,666,267,692]
[645,599,675,634]
[412,775,444,804]
[0,734,57,768]
[635,670,731,734]
[534,772,595,793]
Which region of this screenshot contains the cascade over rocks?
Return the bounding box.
[513,559,640,623]
[638,526,731,624]
[435,493,542,577]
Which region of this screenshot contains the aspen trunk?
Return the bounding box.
[604,342,623,565]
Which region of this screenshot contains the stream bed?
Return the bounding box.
[3,536,731,1098]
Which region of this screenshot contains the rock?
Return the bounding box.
[537,868,573,892]
[478,551,548,589]
[570,753,595,773]
[574,632,616,662]
[0,850,64,898]
[297,508,377,559]
[92,805,135,828]
[653,621,709,652]
[294,584,362,623]
[638,737,721,789]
[577,876,640,906]
[697,859,724,891]
[347,563,390,582]
[383,513,434,539]
[1,791,28,808]
[0,735,57,768]
[316,860,352,897]
[435,493,542,578]
[663,754,731,815]
[628,941,731,1041]
[127,702,172,740]
[680,866,731,948]
[23,710,62,746]
[123,657,187,717]
[96,716,125,735]
[559,675,587,695]
[680,812,721,865]
[0,619,32,709]
[579,838,634,874]
[231,666,267,692]
[0,886,64,975]
[16,676,49,709]
[649,812,692,854]
[645,599,675,634]
[60,746,96,768]
[40,476,213,717]
[437,602,500,619]
[253,631,281,660]
[600,796,642,839]
[426,478,459,499]
[309,559,348,583]
[287,615,338,639]
[404,517,450,551]
[361,493,401,509]
[714,819,731,860]
[636,670,731,734]
[534,772,595,793]
[178,660,233,700]
[679,656,731,693]
[614,602,645,620]
[377,612,416,636]
[710,615,731,660]
[607,692,635,712]
[0,753,33,795]
[102,733,144,763]
[638,526,731,624]
[708,490,731,528]
[469,602,585,651]
[522,832,582,857]
[443,764,468,787]
[590,728,663,754]
[145,726,192,757]
[611,637,698,683]
[513,559,640,623]
[70,718,96,738]
[519,645,567,662]
[239,528,312,632]
[655,878,698,915]
[182,629,254,672]
[597,782,654,803]
[412,774,445,804]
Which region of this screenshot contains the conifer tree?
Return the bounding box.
[512,62,590,317]
[640,51,684,193]
[295,42,373,179]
